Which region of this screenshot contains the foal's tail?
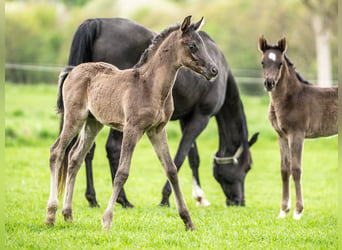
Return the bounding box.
[56,66,74,196]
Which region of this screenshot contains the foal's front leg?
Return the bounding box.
[278,136,291,218]
[148,128,195,231]
[288,132,304,220]
[102,127,143,230]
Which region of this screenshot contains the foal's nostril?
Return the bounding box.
[211,66,218,76]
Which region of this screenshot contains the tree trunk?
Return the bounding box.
[312,14,332,87]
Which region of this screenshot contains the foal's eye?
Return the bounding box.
[189,43,197,53]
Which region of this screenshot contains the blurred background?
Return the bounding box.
[5,0,338,92]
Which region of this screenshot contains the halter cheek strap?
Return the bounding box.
[213,145,243,166]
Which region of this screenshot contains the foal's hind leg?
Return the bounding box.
[102,126,143,230]
[148,128,194,231]
[45,114,87,225]
[62,118,103,222]
[278,136,291,218]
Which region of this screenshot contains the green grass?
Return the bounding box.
[5,83,338,249]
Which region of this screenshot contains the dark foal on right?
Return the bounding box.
[258,35,338,220]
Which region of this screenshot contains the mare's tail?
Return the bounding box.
[56,66,74,197]
[68,18,101,65]
[56,18,101,196]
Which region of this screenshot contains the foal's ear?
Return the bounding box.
[193,17,204,31]
[258,35,268,53]
[181,15,192,32]
[278,36,287,53]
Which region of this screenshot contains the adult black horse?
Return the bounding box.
[66,17,258,208]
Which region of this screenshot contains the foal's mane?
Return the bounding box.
[283,54,311,85]
[134,24,181,68]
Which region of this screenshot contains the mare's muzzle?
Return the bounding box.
[264,78,275,91]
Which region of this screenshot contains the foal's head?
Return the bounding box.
[177,16,218,80]
[258,35,288,91]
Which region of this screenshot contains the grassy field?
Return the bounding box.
[5,83,338,249]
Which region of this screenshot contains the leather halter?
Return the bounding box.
[213,145,243,165]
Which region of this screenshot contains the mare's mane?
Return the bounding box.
[134,24,181,68]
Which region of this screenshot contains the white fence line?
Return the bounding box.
[5,63,338,85]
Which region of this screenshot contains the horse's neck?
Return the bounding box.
[138,35,180,102]
[215,81,244,157]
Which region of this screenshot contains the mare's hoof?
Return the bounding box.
[196,198,210,207]
[86,194,100,208]
[117,197,134,208]
[159,200,170,207]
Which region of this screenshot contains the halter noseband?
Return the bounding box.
[213,145,243,166]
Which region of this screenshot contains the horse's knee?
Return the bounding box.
[291,167,302,181]
[280,168,290,180]
[165,166,178,183]
[115,169,129,186]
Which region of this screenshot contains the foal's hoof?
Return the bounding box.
[62,208,73,222]
[277,209,289,219]
[185,223,195,231]
[102,211,113,230]
[44,216,55,226]
[293,210,303,220]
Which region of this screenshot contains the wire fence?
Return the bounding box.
[5,63,337,94]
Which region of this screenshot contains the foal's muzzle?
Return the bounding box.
[204,64,218,80]
[264,78,275,91]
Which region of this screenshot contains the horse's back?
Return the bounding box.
[93,18,155,69]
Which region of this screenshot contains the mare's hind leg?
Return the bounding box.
[62,118,103,222]
[45,113,87,225]
[288,132,304,220]
[106,129,134,208]
[102,126,143,230]
[278,136,291,218]
[148,128,194,231]
[85,143,100,207]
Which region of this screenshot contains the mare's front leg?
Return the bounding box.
[106,129,134,208]
[84,143,100,207]
[288,132,305,220]
[278,136,291,218]
[160,115,210,206]
[148,128,195,231]
[188,141,210,207]
[102,127,143,230]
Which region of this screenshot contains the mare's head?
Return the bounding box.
[213,133,259,206]
[177,16,218,80]
[258,35,288,91]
